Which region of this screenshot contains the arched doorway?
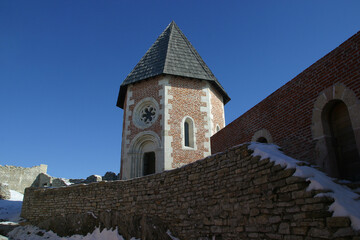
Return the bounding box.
[143,152,156,176]
[126,131,162,178]
[323,100,360,181]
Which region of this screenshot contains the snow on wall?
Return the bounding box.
[249,142,360,230]
[21,144,360,239]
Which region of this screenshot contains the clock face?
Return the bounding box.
[133,98,159,129]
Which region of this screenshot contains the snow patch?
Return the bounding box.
[249,142,360,230]
[166,230,179,240]
[9,190,24,202]
[87,212,97,219]
[8,225,127,240]
[0,190,23,222]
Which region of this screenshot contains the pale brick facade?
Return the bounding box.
[117,21,229,179]
[120,75,225,179]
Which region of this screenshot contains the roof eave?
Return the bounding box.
[117,73,230,109]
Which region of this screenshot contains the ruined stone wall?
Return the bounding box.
[211,31,360,167]
[0,164,47,194]
[21,145,358,239]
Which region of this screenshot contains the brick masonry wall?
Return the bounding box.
[210,84,225,133]
[211,31,360,165]
[121,75,225,177]
[169,77,210,167]
[21,145,359,239]
[122,76,163,152]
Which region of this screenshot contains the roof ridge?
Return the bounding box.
[117,21,230,109]
[173,23,215,80]
[163,21,174,74]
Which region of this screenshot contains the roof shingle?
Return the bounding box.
[117,21,230,108]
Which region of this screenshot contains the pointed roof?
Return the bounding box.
[117,21,230,108]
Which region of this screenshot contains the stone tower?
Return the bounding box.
[117,21,230,179]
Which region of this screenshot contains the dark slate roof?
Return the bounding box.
[117,21,230,108]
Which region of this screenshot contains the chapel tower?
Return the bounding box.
[117,21,230,179]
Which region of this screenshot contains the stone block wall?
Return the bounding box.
[211,31,360,168]
[21,145,359,239]
[0,164,47,194]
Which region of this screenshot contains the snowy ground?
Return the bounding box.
[1,143,360,239]
[0,190,23,222]
[7,226,130,240]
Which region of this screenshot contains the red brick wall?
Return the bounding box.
[210,85,225,133]
[211,31,360,164]
[168,77,209,166]
[121,75,226,175]
[122,77,163,152]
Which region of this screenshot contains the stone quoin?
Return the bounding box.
[117,21,230,180]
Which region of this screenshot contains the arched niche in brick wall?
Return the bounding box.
[128,131,162,178]
[312,83,360,180]
[251,129,273,144]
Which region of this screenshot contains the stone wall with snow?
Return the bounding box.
[21,145,359,239]
[0,164,47,194]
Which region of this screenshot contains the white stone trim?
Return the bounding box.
[159,76,173,170]
[216,124,220,133]
[221,96,226,128]
[121,85,134,179]
[312,83,360,177]
[181,116,197,150]
[251,129,273,143]
[312,83,360,139]
[126,131,162,179]
[201,81,212,157]
[132,97,160,129]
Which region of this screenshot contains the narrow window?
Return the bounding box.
[216,125,220,133]
[143,152,156,176]
[184,121,190,147]
[183,117,195,148]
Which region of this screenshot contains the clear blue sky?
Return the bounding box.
[1,0,360,179]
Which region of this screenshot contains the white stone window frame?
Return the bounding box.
[181,116,197,150]
[312,83,360,177]
[251,128,273,143]
[216,124,220,133]
[133,97,160,129]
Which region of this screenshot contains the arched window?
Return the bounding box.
[216,125,220,133]
[251,129,273,144]
[183,117,195,148]
[184,121,190,147]
[256,137,268,143]
[322,100,360,181]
